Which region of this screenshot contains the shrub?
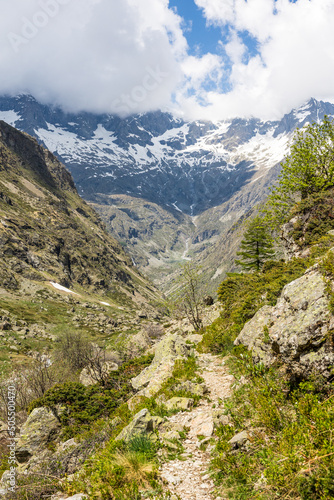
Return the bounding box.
[28,354,154,439]
[200,258,309,354]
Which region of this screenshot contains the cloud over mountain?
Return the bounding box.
[0,0,333,120]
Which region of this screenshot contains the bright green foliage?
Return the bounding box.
[236,217,275,271]
[213,354,334,499]
[28,354,153,439]
[200,258,309,354]
[265,116,334,228]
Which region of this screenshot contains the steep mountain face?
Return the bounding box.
[2,95,333,214]
[0,120,157,305]
[1,96,333,290]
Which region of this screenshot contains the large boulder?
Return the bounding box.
[131,334,193,397]
[235,268,334,379]
[115,409,164,443]
[15,407,62,463]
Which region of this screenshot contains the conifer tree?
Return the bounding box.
[236,217,275,271]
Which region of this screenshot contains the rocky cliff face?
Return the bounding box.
[235,264,334,380]
[0,120,156,300]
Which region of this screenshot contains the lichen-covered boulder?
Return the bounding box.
[115,409,163,443]
[235,269,334,379]
[131,334,192,397]
[165,397,194,411]
[159,430,181,449]
[15,407,62,463]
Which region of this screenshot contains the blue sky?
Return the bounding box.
[0,0,333,120]
[169,0,260,61]
[169,0,224,57]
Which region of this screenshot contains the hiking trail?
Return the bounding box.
[159,353,234,500]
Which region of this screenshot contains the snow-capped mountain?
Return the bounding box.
[1,95,333,291]
[0,95,332,215]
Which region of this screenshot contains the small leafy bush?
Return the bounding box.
[28,354,154,439]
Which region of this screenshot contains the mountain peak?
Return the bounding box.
[1,95,334,215]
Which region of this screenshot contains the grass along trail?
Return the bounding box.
[159,353,234,500]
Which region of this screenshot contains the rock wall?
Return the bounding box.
[235,266,334,379]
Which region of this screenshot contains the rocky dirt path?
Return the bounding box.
[159,353,234,500]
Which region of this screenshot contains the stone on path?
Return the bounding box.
[165,397,194,411]
[159,353,233,500]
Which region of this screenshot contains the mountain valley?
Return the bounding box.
[1,104,334,500]
[1,96,334,291]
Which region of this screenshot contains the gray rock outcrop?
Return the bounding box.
[165,397,194,412]
[115,408,164,443]
[235,268,334,379]
[131,334,193,397]
[15,407,62,463]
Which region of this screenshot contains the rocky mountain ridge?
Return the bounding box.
[1,96,333,215]
[1,96,334,290]
[0,120,162,382]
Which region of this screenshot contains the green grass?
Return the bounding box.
[212,353,334,499]
[65,435,163,499]
[199,258,311,355]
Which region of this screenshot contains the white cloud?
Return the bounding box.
[194,0,235,25]
[0,0,186,115]
[0,0,333,120]
[224,31,246,64]
[181,53,224,91]
[188,0,334,119]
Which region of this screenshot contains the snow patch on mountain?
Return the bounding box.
[0,110,21,127]
[230,129,290,170]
